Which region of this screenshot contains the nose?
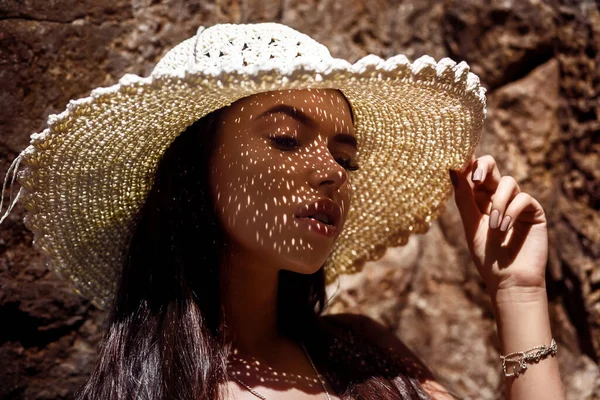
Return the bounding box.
[308,154,348,195]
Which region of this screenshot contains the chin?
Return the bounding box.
[277,252,330,276]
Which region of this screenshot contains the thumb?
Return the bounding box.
[449,168,481,242]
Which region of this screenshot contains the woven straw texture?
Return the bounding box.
[10,23,486,309]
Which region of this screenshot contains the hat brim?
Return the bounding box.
[17,54,485,309]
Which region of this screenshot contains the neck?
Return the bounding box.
[221,242,282,356]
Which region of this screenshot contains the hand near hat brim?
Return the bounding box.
[449,155,548,305]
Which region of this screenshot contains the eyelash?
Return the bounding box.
[270,135,299,151]
[337,158,360,172]
[269,135,360,171]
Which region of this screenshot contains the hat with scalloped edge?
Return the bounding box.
[0,22,486,309]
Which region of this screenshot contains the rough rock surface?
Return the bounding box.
[0,1,598,399]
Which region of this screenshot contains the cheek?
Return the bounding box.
[209,131,352,267]
[211,147,265,228]
[210,140,304,245]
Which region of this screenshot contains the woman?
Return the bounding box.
[1,23,563,399]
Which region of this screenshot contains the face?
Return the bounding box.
[209,88,358,274]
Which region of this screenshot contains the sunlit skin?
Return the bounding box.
[212,89,354,399]
[211,88,356,274]
[210,89,562,399]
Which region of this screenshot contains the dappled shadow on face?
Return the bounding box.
[210,88,358,274]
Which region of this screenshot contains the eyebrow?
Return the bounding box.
[258,104,357,149]
[331,133,358,149]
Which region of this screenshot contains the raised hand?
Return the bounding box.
[450,155,548,302]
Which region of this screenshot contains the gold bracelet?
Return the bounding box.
[500,339,558,378]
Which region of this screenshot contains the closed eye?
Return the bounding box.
[270,134,359,171]
[336,157,360,171]
[269,135,299,151]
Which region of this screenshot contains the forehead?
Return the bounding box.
[222,88,354,125]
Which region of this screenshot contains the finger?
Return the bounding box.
[489,175,521,229]
[452,155,478,195]
[473,190,493,214]
[499,192,545,231]
[449,169,481,241]
[462,154,477,173]
[472,177,521,217]
[471,155,502,193]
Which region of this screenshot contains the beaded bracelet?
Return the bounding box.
[500,339,558,377]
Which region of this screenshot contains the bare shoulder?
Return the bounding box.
[321,313,457,400]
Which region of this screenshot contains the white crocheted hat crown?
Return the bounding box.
[153,23,333,74]
[2,22,486,309]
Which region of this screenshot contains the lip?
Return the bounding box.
[295,198,342,237]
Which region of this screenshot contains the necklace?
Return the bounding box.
[230,343,332,400]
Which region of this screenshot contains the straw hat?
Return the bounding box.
[1,22,486,309]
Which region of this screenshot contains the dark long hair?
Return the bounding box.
[76,101,431,399]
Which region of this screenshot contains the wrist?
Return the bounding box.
[492,288,553,355]
[491,285,548,311]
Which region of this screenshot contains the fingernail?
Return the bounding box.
[500,215,511,232]
[472,167,484,182]
[490,209,500,229]
[449,170,459,187]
